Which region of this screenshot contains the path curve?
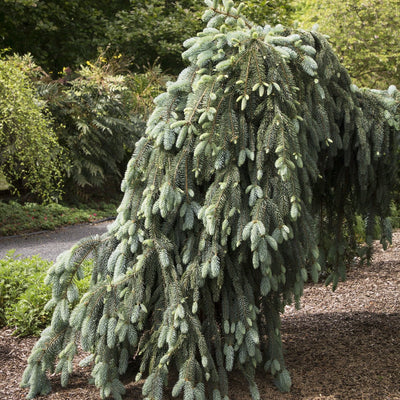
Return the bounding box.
[0,221,113,261]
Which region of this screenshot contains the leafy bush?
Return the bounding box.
[295,0,400,89]
[0,200,117,236]
[0,251,93,336]
[0,252,46,325]
[0,0,297,77]
[0,252,52,336]
[4,274,52,337]
[0,172,8,190]
[1,51,166,202]
[241,0,296,26]
[0,54,63,201]
[353,202,400,245]
[37,58,145,197]
[0,0,130,75]
[105,0,204,74]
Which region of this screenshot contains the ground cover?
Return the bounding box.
[0,201,117,236]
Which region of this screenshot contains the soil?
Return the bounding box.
[1,233,399,400]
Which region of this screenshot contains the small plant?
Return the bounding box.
[389,202,400,230]
[0,251,93,336]
[123,63,170,120]
[4,276,52,337]
[0,252,51,330]
[352,202,400,245]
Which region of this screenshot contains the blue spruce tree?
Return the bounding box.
[22,1,400,399]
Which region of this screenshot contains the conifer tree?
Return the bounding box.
[22,1,400,399]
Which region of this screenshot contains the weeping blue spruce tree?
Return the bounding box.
[22,1,400,399]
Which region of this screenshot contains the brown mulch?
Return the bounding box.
[1,234,399,400]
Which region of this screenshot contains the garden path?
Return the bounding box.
[0,220,113,261]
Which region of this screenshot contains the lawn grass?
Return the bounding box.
[0,200,117,236]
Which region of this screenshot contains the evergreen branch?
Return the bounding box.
[210,6,253,29]
[188,87,211,125]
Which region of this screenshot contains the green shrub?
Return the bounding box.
[106,0,204,74]
[0,171,8,190]
[295,0,400,89]
[35,57,169,201]
[122,63,170,120]
[0,54,63,201]
[389,202,400,230]
[36,56,168,200]
[0,252,93,336]
[352,202,400,244]
[36,58,144,198]
[106,0,297,75]
[0,0,129,76]
[241,0,296,26]
[4,276,52,337]
[0,252,51,331]
[1,53,165,202]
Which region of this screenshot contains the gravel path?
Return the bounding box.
[0,221,113,261]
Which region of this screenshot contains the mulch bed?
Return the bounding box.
[1,233,399,400]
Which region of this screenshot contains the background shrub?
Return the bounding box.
[105,0,204,74]
[36,57,167,201]
[294,0,400,89]
[0,54,63,202]
[0,0,130,76]
[37,58,142,198]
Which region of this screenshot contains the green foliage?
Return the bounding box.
[389,202,400,230]
[0,252,93,336]
[0,200,117,236]
[22,1,400,399]
[294,0,400,89]
[0,54,63,202]
[37,57,147,196]
[0,51,165,202]
[242,0,296,26]
[123,64,170,120]
[0,252,51,334]
[106,0,297,74]
[0,0,130,75]
[105,0,205,74]
[3,0,38,5]
[0,172,9,190]
[0,0,297,76]
[353,202,400,245]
